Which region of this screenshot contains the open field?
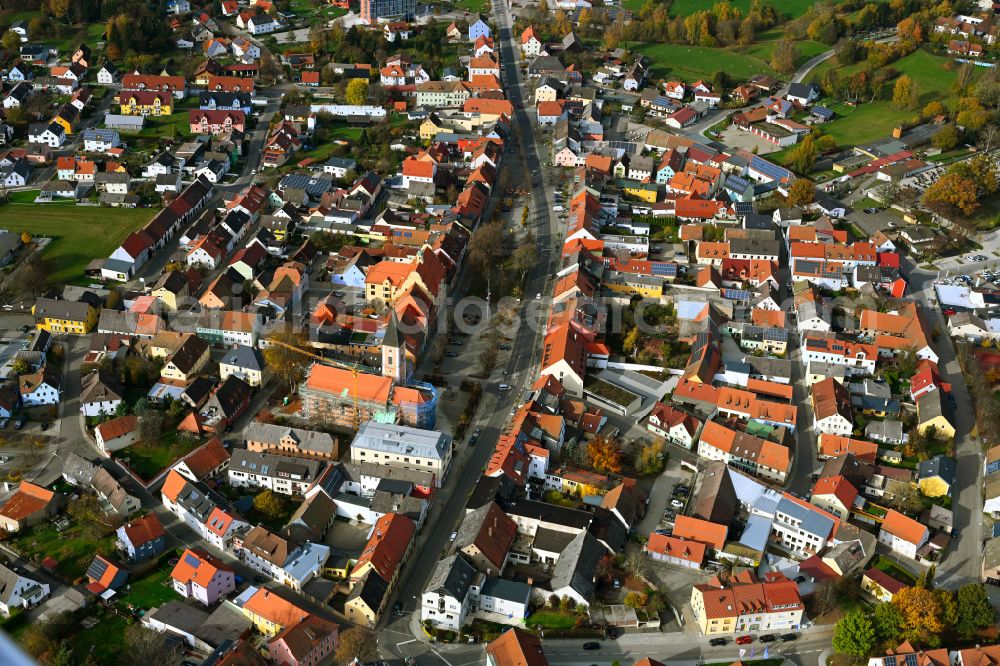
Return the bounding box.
[119,432,200,480]
[631,42,777,82]
[667,0,839,18]
[809,49,962,147]
[10,520,117,581]
[0,203,155,285]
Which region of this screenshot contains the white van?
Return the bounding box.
[498,384,512,391]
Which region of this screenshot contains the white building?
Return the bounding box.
[422,554,476,631]
[878,509,929,560]
[350,422,453,487]
[0,564,49,615]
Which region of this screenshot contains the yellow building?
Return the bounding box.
[365,261,414,309]
[917,454,955,498]
[623,181,658,203]
[690,586,735,635]
[160,336,210,382]
[240,588,310,637]
[916,392,956,440]
[550,468,607,496]
[119,91,172,116]
[52,114,74,136]
[603,271,664,299]
[32,298,98,334]
[419,117,445,141]
[861,568,905,603]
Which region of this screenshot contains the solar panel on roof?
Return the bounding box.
[183,552,201,568]
[905,654,918,666]
[651,263,677,277]
[751,155,792,181]
[723,289,751,301]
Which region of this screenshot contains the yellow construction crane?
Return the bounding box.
[268,337,363,430]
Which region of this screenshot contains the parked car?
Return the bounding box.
[736,635,753,645]
[709,638,728,646]
[780,633,799,642]
[759,634,776,643]
[670,498,684,508]
[469,428,480,445]
[449,531,458,542]
[445,352,459,358]
[13,415,25,430]
[942,308,957,316]
[582,642,600,651]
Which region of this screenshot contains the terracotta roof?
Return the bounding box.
[242,587,310,628]
[304,365,393,404]
[812,377,852,422]
[485,627,550,666]
[121,512,165,547]
[863,567,906,595]
[350,513,415,581]
[671,515,728,550]
[96,414,139,442]
[0,481,55,521]
[179,437,230,479]
[171,548,232,588]
[365,260,414,287]
[646,532,706,566]
[881,509,927,545]
[812,474,858,509]
[271,614,338,661]
[161,470,189,503]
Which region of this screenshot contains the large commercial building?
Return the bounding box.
[359,0,415,24]
[349,421,453,487]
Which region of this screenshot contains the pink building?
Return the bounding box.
[268,615,339,666]
[170,548,235,606]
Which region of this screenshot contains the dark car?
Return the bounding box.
[582,642,600,651]
[759,634,776,643]
[709,637,728,646]
[445,352,459,358]
[780,633,799,642]
[469,428,481,445]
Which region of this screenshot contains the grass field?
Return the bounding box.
[631,42,777,82]
[809,49,962,147]
[0,202,154,285]
[525,609,583,630]
[117,568,176,611]
[120,433,199,480]
[871,555,917,585]
[667,0,839,18]
[69,609,128,664]
[11,520,117,581]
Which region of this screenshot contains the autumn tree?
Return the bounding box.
[787,179,815,207]
[892,75,918,110]
[833,608,876,657]
[923,100,945,118]
[787,135,818,174]
[345,78,369,106]
[634,441,665,475]
[893,585,945,645]
[586,436,622,474]
[253,489,288,520]
[770,38,798,75]
[335,627,378,665]
[624,591,648,609]
[922,172,979,218]
[262,331,313,389]
[48,0,70,22]
[957,583,996,638]
[1,30,20,53]
[511,239,537,283]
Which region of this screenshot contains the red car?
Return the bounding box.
[736,636,754,645]
[943,308,957,316]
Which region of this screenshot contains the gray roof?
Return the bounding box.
[33,297,92,322]
[352,422,452,461]
[81,128,119,142]
[426,554,476,600]
[243,422,335,457]
[917,391,951,427]
[479,576,530,605]
[549,531,603,602]
[0,563,43,606]
[865,419,904,441]
[62,451,96,486]
[776,496,835,539]
[532,526,576,553]
[918,454,956,486]
[985,536,1000,572]
[220,344,264,372]
[229,448,323,484]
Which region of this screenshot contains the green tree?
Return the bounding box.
[345,78,369,106]
[833,609,876,657]
[932,124,960,151]
[957,583,996,638]
[873,601,904,643]
[1,30,20,53]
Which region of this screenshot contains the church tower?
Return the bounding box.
[381,312,405,381]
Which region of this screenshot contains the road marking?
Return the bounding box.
[431,647,455,666]
[397,639,416,646]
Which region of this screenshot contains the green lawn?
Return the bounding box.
[117,568,176,611]
[631,42,776,82]
[809,49,964,148]
[119,433,200,480]
[525,610,582,630]
[68,609,128,665]
[0,203,154,285]
[746,38,829,68]
[872,555,917,585]
[125,110,194,139]
[10,521,117,581]
[452,0,488,12]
